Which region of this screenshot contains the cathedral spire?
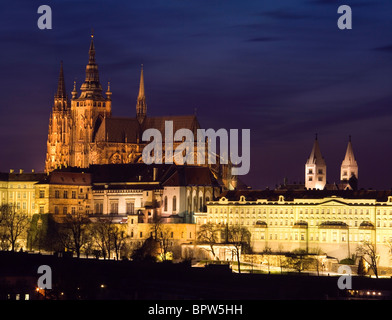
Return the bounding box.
[55,61,67,99]
[136,64,147,123]
[341,135,358,183]
[79,31,103,99]
[306,136,326,166]
[138,64,145,98]
[88,31,96,64]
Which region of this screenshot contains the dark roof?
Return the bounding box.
[90,163,173,184]
[0,172,46,182]
[93,114,200,143]
[36,171,91,185]
[218,189,392,202]
[163,166,220,187]
[94,117,140,143]
[36,163,221,189]
[143,115,200,136]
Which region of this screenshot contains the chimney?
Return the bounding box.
[153,167,158,181]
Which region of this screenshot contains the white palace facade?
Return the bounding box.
[195,137,392,267]
[195,190,392,267]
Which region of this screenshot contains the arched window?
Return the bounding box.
[173,196,177,212]
[164,196,168,212]
[199,197,203,211]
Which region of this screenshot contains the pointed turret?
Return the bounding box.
[305,134,327,190]
[55,61,67,99]
[79,32,103,99]
[341,135,358,183]
[54,61,68,111]
[46,61,71,173]
[136,64,147,123]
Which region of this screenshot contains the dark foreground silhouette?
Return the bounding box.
[1,251,392,300]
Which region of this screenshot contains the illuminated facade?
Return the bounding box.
[195,190,392,267]
[340,136,358,190]
[44,35,233,189]
[305,136,327,190]
[90,164,221,223]
[34,171,92,216]
[0,170,45,216]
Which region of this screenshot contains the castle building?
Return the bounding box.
[34,171,92,216]
[44,34,233,187]
[90,163,220,223]
[0,170,46,216]
[195,189,392,267]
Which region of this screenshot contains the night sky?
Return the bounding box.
[0,0,391,190]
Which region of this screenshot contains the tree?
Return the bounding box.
[357,256,367,276]
[157,225,173,261]
[149,217,173,261]
[57,213,90,258]
[90,217,113,260]
[196,223,221,260]
[309,247,324,276]
[356,241,379,278]
[225,225,251,273]
[0,204,30,251]
[131,237,159,262]
[262,246,272,274]
[285,249,314,273]
[110,225,128,260]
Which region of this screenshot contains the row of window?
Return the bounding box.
[39,189,87,199]
[94,201,135,215]
[260,232,370,242]
[129,230,193,239]
[308,168,324,175]
[163,196,211,212]
[209,207,392,215]
[206,217,392,229]
[76,101,105,107]
[8,191,34,199]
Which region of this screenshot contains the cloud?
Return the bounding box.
[374,44,392,52]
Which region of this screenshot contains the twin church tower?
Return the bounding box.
[305,135,358,190]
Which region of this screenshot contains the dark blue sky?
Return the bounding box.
[0,0,391,189]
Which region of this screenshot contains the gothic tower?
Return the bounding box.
[305,135,327,190]
[70,33,112,168]
[45,61,72,172]
[340,136,358,189]
[136,65,147,124]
